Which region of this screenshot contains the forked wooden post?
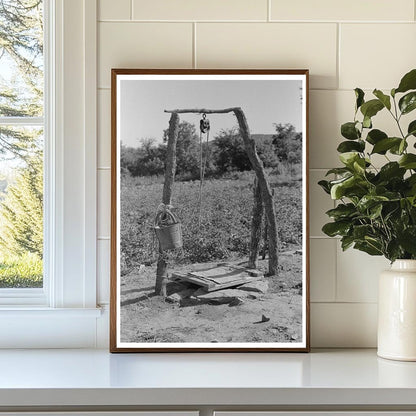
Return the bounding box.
[233,108,279,275]
[164,107,279,276]
[248,176,263,269]
[155,112,180,296]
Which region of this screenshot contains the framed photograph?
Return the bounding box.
[110,69,310,352]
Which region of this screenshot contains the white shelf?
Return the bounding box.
[0,349,416,408]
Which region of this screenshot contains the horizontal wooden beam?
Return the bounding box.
[164,108,241,114]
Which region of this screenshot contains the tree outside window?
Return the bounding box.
[0,0,44,288]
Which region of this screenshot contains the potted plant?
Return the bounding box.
[319,68,416,361]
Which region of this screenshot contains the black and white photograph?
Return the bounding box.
[110,69,309,352]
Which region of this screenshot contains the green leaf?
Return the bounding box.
[337,140,365,153]
[325,167,351,176]
[369,203,383,220]
[398,227,416,255]
[330,175,362,200]
[353,158,366,174]
[341,122,360,140]
[339,151,360,166]
[341,235,355,251]
[366,129,387,145]
[326,203,356,220]
[389,139,407,155]
[354,241,383,256]
[407,120,416,137]
[377,162,406,181]
[399,91,416,115]
[360,99,384,119]
[322,221,351,237]
[371,137,402,154]
[399,154,416,169]
[318,180,331,194]
[396,69,416,94]
[355,88,365,110]
[386,240,402,262]
[362,115,372,129]
[357,195,389,211]
[373,89,391,110]
[353,224,374,240]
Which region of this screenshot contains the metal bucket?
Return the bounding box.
[154,210,183,250]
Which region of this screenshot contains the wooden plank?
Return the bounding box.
[172,265,263,292]
[171,272,214,289]
[189,268,246,284]
[205,275,261,292]
[216,263,263,277]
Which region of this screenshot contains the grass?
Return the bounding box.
[0,252,43,288]
[120,167,302,271]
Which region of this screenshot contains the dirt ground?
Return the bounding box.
[120,252,303,344]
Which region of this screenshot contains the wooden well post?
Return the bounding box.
[155,112,179,296]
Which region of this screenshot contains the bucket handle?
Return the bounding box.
[154,209,180,227]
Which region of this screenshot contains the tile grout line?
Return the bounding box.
[333,231,338,303]
[267,0,271,22]
[336,22,340,90]
[130,0,133,20]
[97,19,416,24]
[193,22,197,69]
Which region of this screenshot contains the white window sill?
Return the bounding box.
[0,306,102,317]
[0,307,105,348]
[0,349,415,409]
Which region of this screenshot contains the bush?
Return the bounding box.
[0,252,43,288]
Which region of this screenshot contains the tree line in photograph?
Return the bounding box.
[120,121,302,179]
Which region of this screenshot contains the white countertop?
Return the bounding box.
[0,349,416,407]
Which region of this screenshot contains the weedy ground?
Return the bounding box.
[120,168,304,344]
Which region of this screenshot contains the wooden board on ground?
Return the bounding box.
[171,263,263,292]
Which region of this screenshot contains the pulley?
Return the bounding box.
[200,113,210,134]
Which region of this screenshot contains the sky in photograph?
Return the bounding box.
[119,79,303,148]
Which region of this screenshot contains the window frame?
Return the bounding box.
[0,0,101,348]
[0,0,49,305]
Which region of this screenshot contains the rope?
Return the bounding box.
[198,128,210,227]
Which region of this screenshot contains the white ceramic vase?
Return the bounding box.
[378,259,416,361]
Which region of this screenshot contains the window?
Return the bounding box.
[0,0,45,292]
[0,0,101,348]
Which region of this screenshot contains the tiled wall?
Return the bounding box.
[96,0,416,347]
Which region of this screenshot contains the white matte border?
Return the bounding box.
[115,72,308,350]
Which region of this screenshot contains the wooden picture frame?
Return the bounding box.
[110,69,310,352]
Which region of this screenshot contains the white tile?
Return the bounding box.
[310,238,336,302]
[309,89,408,169]
[340,24,416,90]
[133,0,268,21]
[98,89,111,168]
[311,302,377,347]
[97,239,110,304]
[98,169,111,238]
[309,90,348,169]
[271,0,414,21]
[309,170,334,237]
[336,244,389,303]
[98,22,193,88]
[98,0,131,20]
[196,23,337,89]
